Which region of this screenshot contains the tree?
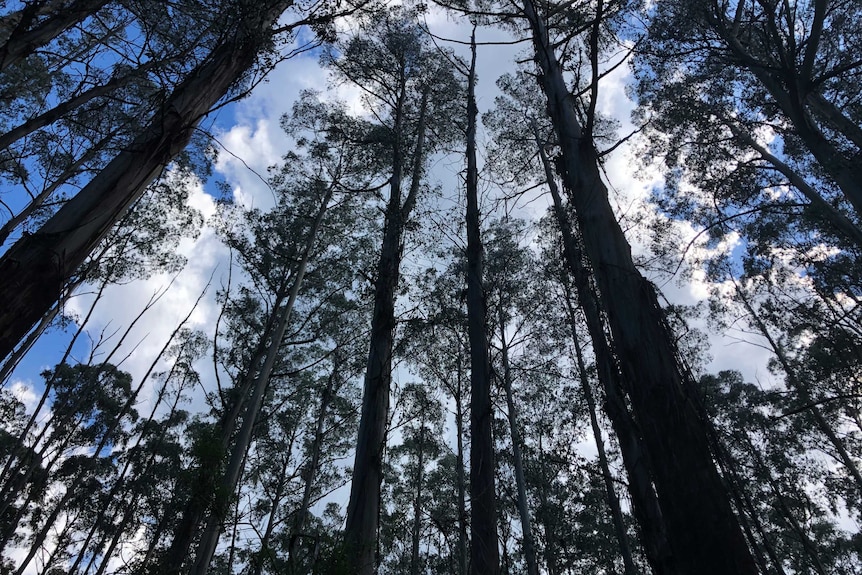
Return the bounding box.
[515,0,758,570]
[331,9,464,572]
[0,0,351,361]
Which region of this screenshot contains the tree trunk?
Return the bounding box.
[289,357,339,567]
[0,0,111,72]
[410,419,426,575]
[463,31,499,575]
[344,84,429,575]
[455,357,469,575]
[496,309,539,575]
[189,184,334,575]
[711,10,862,218]
[0,0,293,361]
[562,294,637,575]
[536,129,673,574]
[522,2,757,572]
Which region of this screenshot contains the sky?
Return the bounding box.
[6,0,778,445]
[0,4,789,572]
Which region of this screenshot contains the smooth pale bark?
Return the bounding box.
[522,1,757,572]
[536,130,673,574]
[344,85,429,574]
[463,32,499,575]
[0,0,293,361]
[0,0,111,72]
[496,309,539,575]
[189,186,334,575]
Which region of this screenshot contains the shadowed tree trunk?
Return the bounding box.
[0,0,294,361]
[463,31,499,575]
[535,126,673,574]
[344,81,430,574]
[522,1,757,572]
[496,306,539,575]
[0,0,112,72]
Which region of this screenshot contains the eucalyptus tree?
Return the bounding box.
[155,93,376,575]
[699,370,862,574]
[0,0,359,361]
[325,9,465,572]
[638,0,862,218]
[461,31,502,575]
[496,0,759,569]
[484,70,670,573]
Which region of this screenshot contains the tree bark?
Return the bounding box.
[344,84,429,574]
[522,1,757,572]
[536,128,673,574]
[0,0,293,361]
[463,31,499,575]
[496,308,539,575]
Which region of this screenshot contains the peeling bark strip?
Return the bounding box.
[520,0,758,573]
[0,0,293,361]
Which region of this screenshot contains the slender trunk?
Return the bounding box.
[189,184,334,575]
[523,2,756,572]
[746,439,827,575]
[0,0,111,72]
[344,84,429,575]
[536,433,558,575]
[251,439,294,575]
[289,357,339,566]
[537,129,672,573]
[563,296,637,575]
[0,131,116,247]
[496,309,538,575]
[0,0,293,360]
[726,121,862,248]
[410,420,426,575]
[806,92,862,151]
[732,279,862,500]
[12,488,75,575]
[0,61,164,153]
[455,353,469,575]
[463,32,498,575]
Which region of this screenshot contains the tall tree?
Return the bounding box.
[516,0,758,571]
[333,9,463,573]
[0,0,350,360]
[462,28,500,575]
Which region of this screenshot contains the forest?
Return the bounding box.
[0,0,859,573]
